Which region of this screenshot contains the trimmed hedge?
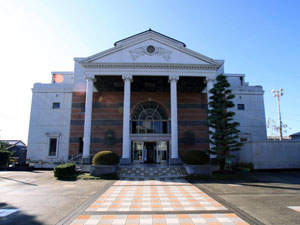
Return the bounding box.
[0,150,10,169]
[182,150,209,165]
[92,151,119,165]
[54,163,76,180]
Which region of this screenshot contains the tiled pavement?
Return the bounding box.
[288,206,300,213]
[71,214,248,225]
[69,179,249,225]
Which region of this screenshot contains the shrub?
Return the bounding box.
[0,150,11,169]
[92,151,119,165]
[233,162,254,171]
[54,163,76,180]
[182,150,209,165]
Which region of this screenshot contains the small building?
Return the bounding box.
[290,132,300,140]
[0,140,27,165]
[27,30,267,168]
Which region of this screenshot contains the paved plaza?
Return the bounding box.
[1,170,300,224]
[70,179,248,225]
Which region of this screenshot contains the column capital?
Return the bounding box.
[122,74,133,82]
[84,71,95,80]
[206,75,216,82]
[169,75,179,82]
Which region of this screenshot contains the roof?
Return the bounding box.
[290,132,300,136]
[114,29,186,47]
[0,140,26,147]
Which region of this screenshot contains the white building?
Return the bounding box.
[27,30,267,168]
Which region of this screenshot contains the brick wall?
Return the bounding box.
[68,91,209,158]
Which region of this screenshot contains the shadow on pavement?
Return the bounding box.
[0,202,43,225]
[188,169,300,186]
[0,176,37,186]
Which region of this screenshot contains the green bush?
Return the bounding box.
[92,151,119,165]
[182,150,209,165]
[0,150,10,169]
[54,163,76,180]
[234,162,254,171]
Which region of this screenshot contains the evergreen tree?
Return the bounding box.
[207,74,242,172]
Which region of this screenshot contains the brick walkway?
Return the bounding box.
[70,179,249,225]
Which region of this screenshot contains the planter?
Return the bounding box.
[184,164,220,176]
[90,165,117,177]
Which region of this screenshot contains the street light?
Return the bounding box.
[272,89,283,140]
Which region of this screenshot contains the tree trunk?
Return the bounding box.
[219,159,225,173]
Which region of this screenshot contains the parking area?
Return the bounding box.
[194,170,300,225]
[0,170,112,225]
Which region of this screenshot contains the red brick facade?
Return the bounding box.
[69,91,209,158]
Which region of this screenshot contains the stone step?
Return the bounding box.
[117,166,187,179]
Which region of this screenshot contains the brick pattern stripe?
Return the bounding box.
[71,213,249,225]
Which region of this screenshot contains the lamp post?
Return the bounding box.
[272,89,283,140]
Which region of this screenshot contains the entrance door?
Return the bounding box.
[132,141,143,163]
[156,141,168,164]
[145,142,156,163]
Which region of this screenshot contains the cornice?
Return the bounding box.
[81,63,219,71]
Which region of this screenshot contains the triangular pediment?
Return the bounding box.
[80,30,220,66]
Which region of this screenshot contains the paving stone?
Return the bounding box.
[69,179,250,225]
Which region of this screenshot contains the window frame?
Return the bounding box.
[237,104,245,110]
[46,133,60,158]
[52,102,60,109]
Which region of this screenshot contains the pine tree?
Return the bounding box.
[207,74,242,172]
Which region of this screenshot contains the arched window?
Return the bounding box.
[131,102,170,134]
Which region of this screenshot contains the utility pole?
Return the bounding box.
[272,89,283,140]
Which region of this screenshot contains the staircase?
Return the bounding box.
[68,154,90,173]
[117,164,187,179]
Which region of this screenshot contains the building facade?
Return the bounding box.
[27,30,267,168]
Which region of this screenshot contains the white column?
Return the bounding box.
[169,75,179,163]
[206,77,215,158]
[82,77,94,162]
[121,74,132,164]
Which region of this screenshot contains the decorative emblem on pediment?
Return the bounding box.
[129,45,172,61]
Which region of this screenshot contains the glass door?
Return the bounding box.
[132,141,144,163]
[156,141,168,164]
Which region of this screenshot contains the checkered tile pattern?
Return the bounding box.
[287,206,300,213]
[114,179,192,186]
[87,185,227,212]
[69,179,251,225]
[71,213,249,225]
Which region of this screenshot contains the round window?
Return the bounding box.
[146,45,155,54]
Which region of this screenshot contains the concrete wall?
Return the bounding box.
[239,141,300,169]
[226,74,267,141]
[27,83,73,167]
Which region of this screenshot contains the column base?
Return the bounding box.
[119,158,131,165]
[82,157,91,165]
[169,158,182,165]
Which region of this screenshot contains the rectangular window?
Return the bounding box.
[49,138,57,156]
[240,138,248,142]
[52,102,60,109]
[238,104,245,110]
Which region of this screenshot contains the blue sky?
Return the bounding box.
[0,0,299,142]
